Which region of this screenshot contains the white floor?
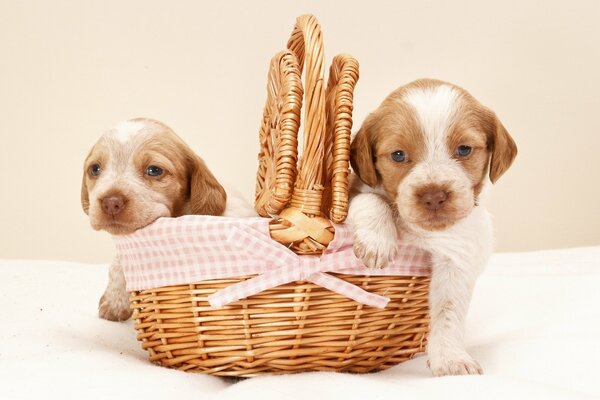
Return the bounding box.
[1,246,599,400]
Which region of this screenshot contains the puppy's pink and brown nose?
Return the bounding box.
[420,190,448,211]
[102,196,126,215]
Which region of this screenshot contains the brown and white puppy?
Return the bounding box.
[81,118,255,321]
[348,79,517,376]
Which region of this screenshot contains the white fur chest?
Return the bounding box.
[401,205,493,275]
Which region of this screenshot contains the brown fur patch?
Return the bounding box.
[81,141,109,214]
[351,92,424,199]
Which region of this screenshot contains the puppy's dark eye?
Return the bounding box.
[456,145,472,158]
[89,164,101,177]
[391,150,406,163]
[146,165,163,177]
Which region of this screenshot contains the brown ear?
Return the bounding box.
[81,149,92,214]
[350,118,378,187]
[489,117,518,183]
[187,155,227,216]
[81,173,90,214]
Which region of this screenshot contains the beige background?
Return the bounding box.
[1,0,598,263]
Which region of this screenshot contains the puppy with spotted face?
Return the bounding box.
[348,79,517,376]
[81,118,255,321]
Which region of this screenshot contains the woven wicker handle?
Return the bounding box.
[254,51,303,216]
[255,14,359,255]
[324,54,359,223]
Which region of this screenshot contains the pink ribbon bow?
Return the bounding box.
[208,224,390,309]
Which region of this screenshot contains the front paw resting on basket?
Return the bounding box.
[348,193,398,269]
[428,351,483,376]
[353,227,398,269]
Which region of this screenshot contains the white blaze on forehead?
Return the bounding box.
[391,84,476,229]
[91,119,153,196]
[402,85,460,160]
[112,120,146,143]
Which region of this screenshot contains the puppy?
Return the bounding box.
[347,79,517,376]
[81,118,255,321]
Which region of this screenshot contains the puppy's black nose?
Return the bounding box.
[420,190,448,211]
[102,196,125,215]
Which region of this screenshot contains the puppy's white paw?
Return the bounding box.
[353,227,398,269]
[98,292,132,322]
[428,355,483,376]
[347,192,398,269]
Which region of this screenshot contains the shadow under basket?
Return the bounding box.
[130,274,430,377]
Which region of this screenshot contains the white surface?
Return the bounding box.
[1,247,599,400]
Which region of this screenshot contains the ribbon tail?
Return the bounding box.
[208,269,295,308]
[308,272,390,309]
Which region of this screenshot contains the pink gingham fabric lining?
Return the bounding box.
[114,215,431,309]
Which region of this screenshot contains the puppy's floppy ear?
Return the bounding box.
[81,150,92,214]
[81,173,90,214]
[489,116,517,183]
[186,154,227,216]
[350,117,378,187]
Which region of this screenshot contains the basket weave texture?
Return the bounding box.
[130,14,430,377]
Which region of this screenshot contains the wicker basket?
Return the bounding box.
[129,14,430,377]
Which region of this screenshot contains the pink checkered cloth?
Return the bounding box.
[114,215,431,309]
